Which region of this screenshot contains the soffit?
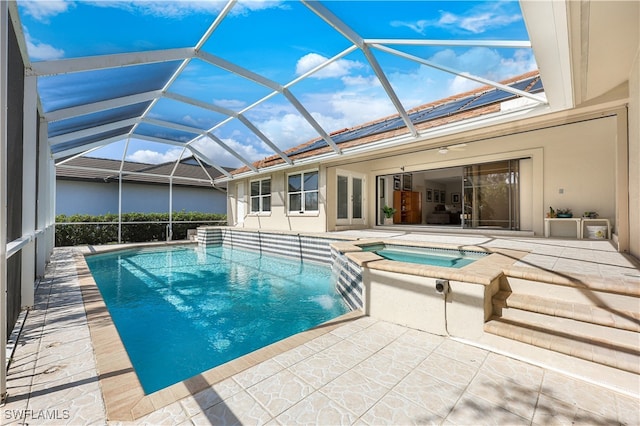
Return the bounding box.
[568,0,640,104]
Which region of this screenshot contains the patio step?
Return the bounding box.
[485,271,640,375]
[484,314,640,375]
[492,291,640,332]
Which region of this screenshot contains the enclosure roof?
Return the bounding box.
[13,0,582,183]
[56,157,230,189]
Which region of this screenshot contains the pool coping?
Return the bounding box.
[75,245,364,421]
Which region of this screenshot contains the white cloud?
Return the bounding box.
[254,113,318,150]
[190,135,269,168]
[19,1,73,23]
[295,53,363,79]
[390,19,430,35]
[458,12,521,34]
[214,99,246,109]
[390,3,522,35]
[24,31,65,60]
[85,0,284,19]
[448,73,482,95]
[127,148,184,164]
[381,47,537,109]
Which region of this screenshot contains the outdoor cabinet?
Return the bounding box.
[393,191,422,224]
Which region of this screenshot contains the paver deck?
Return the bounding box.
[2,230,639,425]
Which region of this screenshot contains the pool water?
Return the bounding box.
[86,245,348,394]
[366,245,487,268]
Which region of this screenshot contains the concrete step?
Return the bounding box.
[500,275,640,312]
[492,291,640,332]
[484,312,640,375]
[503,266,640,297]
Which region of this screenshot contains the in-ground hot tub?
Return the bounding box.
[360,243,489,268]
[331,240,525,339]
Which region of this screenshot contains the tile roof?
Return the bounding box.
[231,70,542,175]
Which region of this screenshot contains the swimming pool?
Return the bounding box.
[86,244,349,394]
[362,244,488,268]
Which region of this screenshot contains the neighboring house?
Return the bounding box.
[227,70,633,253]
[56,157,228,216]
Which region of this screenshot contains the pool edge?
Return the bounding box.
[75,246,363,422]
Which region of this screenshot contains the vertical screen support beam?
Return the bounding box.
[48,149,55,257]
[1,0,10,405]
[168,177,173,241]
[118,174,122,244]
[36,116,48,277]
[21,74,37,309]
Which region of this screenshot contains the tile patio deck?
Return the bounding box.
[2,231,639,425]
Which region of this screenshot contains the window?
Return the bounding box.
[288,171,318,213]
[250,178,271,213]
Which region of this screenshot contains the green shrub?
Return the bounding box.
[55,212,226,246]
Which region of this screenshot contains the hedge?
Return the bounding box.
[55,212,227,246]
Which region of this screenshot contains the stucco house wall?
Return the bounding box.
[229,164,328,234]
[229,102,626,243]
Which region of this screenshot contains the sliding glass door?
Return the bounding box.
[463,160,520,230]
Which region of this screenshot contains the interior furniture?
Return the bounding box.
[427,204,461,225]
[393,191,422,224]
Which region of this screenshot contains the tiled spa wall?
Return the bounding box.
[330,246,364,311]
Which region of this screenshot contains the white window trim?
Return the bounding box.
[249,177,272,216]
[286,169,320,216]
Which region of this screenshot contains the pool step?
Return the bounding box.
[484,270,640,375]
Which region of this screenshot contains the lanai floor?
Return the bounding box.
[2,230,639,425]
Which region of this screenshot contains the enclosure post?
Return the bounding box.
[168,177,173,241]
[0,0,9,404]
[21,74,37,308]
[118,173,122,244]
[36,117,48,277]
[48,154,55,256]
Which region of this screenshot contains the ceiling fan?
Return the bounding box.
[437,143,467,154]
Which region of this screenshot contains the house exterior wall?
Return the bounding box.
[56,180,226,216]
[57,180,117,215]
[230,107,625,240]
[229,164,328,233]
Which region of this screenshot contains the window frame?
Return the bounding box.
[286,169,320,216]
[249,177,272,215]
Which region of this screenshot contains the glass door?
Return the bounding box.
[463,160,519,229]
[337,170,365,225]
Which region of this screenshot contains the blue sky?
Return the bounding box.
[19,1,537,168]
